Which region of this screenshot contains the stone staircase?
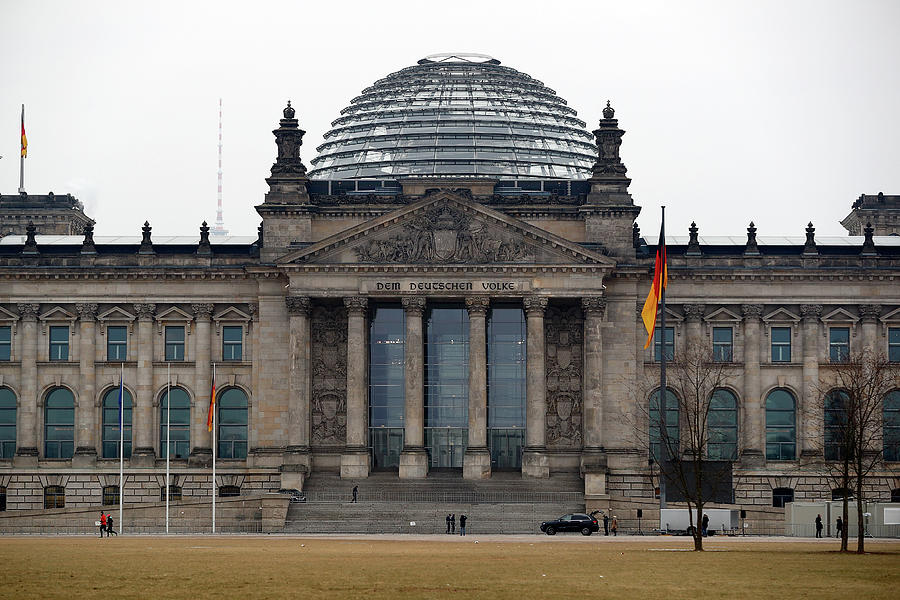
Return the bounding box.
[285,471,586,534]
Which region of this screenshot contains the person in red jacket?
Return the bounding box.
[99,512,107,538]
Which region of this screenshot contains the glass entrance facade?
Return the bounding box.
[369,305,405,469]
[425,305,469,468]
[487,305,526,469]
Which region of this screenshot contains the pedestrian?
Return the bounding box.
[106,514,117,536]
[611,516,618,536]
[99,512,106,538]
[701,513,709,537]
[451,513,456,534]
[446,513,451,534]
[603,513,609,536]
[459,514,467,536]
[836,516,843,538]
[815,514,823,538]
[351,485,358,503]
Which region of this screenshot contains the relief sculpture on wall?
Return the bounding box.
[355,201,533,263]
[310,304,348,446]
[545,305,584,448]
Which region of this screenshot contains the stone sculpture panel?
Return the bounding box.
[310,304,348,446]
[545,305,584,448]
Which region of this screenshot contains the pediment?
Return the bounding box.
[0,306,18,322]
[821,308,858,323]
[213,307,251,322]
[98,306,136,323]
[277,191,614,268]
[880,307,900,323]
[40,307,76,322]
[154,306,193,322]
[704,307,742,322]
[763,308,800,323]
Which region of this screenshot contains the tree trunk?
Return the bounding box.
[693,504,704,551]
[841,497,849,552]
[856,478,865,554]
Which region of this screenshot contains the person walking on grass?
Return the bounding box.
[459,514,467,536]
[106,514,117,536]
[815,514,823,538]
[99,512,106,538]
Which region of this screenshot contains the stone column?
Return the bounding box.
[740,304,764,465]
[190,304,213,466]
[859,304,881,352]
[341,297,369,479]
[683,304,706,347]
[800,304,822,460]
[283,296,311,488]
[14,303,39,465]
[581,296,608,496]
[131,303,156,466]
[463,297,490,480]
[522,296,549,478]
[73,303,98,466]
[399,296,428,478]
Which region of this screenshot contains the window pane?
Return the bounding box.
[0,326,10,361]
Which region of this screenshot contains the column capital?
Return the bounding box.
[523,296,548,316]
[133,303,156,321]
[581,296,607,318]
[741,304,764,320]
[17,302,40,321]
[682,303,706,322]
[799,304,823,322]
[465,296,490,316]
[247,302,259,321]
[191,303,215,320]
[75,303,98,322]
[344,296,368,316]
[858,304,882,322]
[401,296,426,315]
[285,296,311,316]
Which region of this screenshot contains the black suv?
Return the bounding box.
[539,513,599,536]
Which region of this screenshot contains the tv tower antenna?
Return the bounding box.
[212,98,228,236]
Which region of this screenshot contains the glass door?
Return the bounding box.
[370,427,404,470]
[489,428,524,470]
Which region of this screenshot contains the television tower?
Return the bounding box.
[212,98,228,236]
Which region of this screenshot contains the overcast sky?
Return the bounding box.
[1,0,898,239]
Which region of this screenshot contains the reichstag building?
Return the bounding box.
[0,53,898,522]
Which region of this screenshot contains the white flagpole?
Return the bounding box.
[165,362,170,534]
[119,362,124,535]
[212,362,216,534]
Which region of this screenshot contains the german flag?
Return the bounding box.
[20,105,27,158]
[641,218,667,348]
[207,378,216,432]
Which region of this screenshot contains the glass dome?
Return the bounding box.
[308,54,597,180]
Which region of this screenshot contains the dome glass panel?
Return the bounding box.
[309,54,597,180]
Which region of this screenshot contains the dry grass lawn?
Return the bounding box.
[1,535,898,600]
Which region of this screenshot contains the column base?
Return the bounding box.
[463,447,492,480]
[14,447,38,468]
[130,447,156,467]
[522,449,549,479]
[189,447,213,468]
[399,448,429,479]
[280,464,309,491]
[738,448,765,468]
[72,447,97,467]
[341,447,370,479]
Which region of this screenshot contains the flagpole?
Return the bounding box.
[119,362,124,535]
[212,362,216,534]
[18,104,26,194]
[659,206,668,511]
[165,363,170,534]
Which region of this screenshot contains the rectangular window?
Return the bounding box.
[49,326,69,361]
[771,327,792,362]
[0,326,10,361]
[165,326,185,361]
[829,327,850,363]
[712,327,733,362]
[889,327,900,363]
[653,327,674,362]
[222,326,243,361]
[107,326,127,362]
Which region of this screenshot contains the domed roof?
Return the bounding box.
[308,54,597,180]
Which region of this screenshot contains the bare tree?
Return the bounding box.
[630,340,739,551]
[813,349,900,553]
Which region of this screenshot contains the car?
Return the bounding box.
[539,513,600,536]
[273,488,306,503]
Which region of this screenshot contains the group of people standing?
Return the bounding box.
[445,513,467,535]
[98,512,117,537]
[814,514,844,538]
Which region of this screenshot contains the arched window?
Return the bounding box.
[102,485,119,506]
[708,389,738,460]
[44,388,74,459]
[217,388,248,459]
[772,487,794,508]
[650,388,679,461]
[884,390,900,462]
[0,387,16,459]
[44,485,65,509]
[160,485,182,501]
[102,387,132,459]
[160,387,190,459]
[218,485,241,497]
[824,390,850,461]
[765,389,796,460]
